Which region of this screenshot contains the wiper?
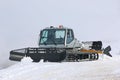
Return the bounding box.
[50,38,57,45]
[41,38,57,45]
[49,37,57,45]
[43,42,47,45]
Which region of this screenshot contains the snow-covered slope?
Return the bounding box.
[0,56,120,80]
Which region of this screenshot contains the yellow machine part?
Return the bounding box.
[80,49,103,54]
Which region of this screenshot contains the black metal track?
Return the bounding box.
[64,53,99,62]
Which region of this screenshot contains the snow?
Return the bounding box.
[21,57,33,62]
[0,55,120,80]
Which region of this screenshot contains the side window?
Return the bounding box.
[67,29,74,44]
[40,30,48,43]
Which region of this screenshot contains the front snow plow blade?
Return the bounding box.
[9,48,66,62]
[9,48,26,61]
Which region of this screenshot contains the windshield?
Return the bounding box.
[39,29,65,45]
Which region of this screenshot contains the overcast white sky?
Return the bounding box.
[0,0,120,67]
